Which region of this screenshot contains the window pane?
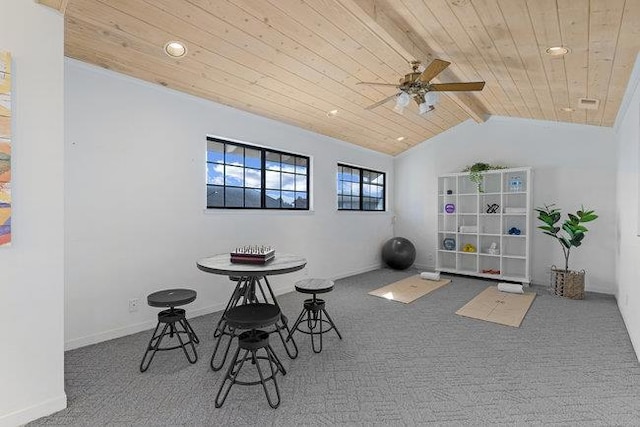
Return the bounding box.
[266,152,280,171]
[244,188,261,207]
[266,190,280,208]
[362,184,372,197]
[225,165,244,186]
[265,170,281,189]
[245,168,261,189]
[245,148,261,168]
[296,157,308,174]
[340,181,351,195]
[371,172,384,185]
[281,155,296,173]
[295,175,307,192]
[225,145,243,166]
[225,187,243,207]
[207,163,224,185]
[281,191,295,208]
[351,182,360,194]
[207,185,224,207]
[295,192,307,209]
[363,171,371,183]
[207,141,224,164]
[281,173,295,191]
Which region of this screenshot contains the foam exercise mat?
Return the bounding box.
[368,275,451,304]
[455,286,536,328]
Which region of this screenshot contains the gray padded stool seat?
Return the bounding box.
[215,303,286,409]
[139,288,199,372]
[287,279,342,353]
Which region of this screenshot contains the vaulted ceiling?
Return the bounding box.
[40,0,640,155]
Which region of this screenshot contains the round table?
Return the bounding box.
[196,253,307,369]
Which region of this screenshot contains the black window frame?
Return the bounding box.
[206,136,310,210]
[337,163,386,211]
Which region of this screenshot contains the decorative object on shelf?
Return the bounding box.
[230,245,275,264]
[444,203,455,213]
[381,237,416,270]
[442,238,456,251]
[462,162,508,192]
[486,242,499,255]
[486,203,500,214]
[508,227,521,235]
[446,189,453,195]
[509,175,523,192]
[535,204,598,300]
[461,243,476,253]
[482,269,500,275]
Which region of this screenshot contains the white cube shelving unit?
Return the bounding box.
[436,167,532,285]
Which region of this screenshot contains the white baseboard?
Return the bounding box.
[331,263,382,281]
[64,302,227,351]
[0,394,67,427]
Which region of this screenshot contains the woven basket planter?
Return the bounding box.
[550,266,585,300]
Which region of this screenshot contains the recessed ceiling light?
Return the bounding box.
[560,107,574,112]
[545,46,570,56]
[396,136,405,141]
[326,109,338,117]
[164,41,187,58]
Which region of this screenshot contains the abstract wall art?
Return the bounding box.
[0,51,12,246]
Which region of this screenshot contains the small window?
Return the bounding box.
[337,164,385,211]
[207,137,310,210]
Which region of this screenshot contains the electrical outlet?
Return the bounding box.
[129,298,139,312]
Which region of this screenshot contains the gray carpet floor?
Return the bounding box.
[31,269,640,426]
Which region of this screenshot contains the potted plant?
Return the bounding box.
[462,162,507,192]
[534,204,598,299]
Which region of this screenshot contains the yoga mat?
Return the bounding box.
[368,275,451,304]
[456,286,536,328]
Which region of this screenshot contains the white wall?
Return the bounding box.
[615,54,640,361]
[394,116,617,293]
[0,2,66,426]
[64,59,394,350]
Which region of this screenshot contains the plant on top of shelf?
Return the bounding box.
[534,203,598,300]
[462,162,508,192]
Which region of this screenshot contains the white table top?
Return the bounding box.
[196,253,307,276]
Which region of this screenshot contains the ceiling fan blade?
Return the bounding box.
[356,82,400,87]
[419,59,451,82]
[365,93,400,110]
[429,82,486,91]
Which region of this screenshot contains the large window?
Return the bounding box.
[337,164,385,211]
[206,137,309,209]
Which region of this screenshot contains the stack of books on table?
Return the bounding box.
[230,246,275,264]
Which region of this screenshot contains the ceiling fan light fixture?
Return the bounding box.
[396,91,411,108]
[418,102,435,115]
[424,91,439,106]
[164,41,187,58]
[545,46,570,56]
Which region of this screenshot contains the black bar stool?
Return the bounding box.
[287,279,342,353]
[210,276,297,371]
[140,288,200,372]
[215,303,286,409]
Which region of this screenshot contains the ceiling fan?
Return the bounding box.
[357,59,485,114]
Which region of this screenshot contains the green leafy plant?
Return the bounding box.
[534,204,598,271]
[462,162,507,192]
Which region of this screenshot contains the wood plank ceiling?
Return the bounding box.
[39,0,640,156]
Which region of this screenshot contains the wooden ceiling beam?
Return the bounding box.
[336,0,489,123]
